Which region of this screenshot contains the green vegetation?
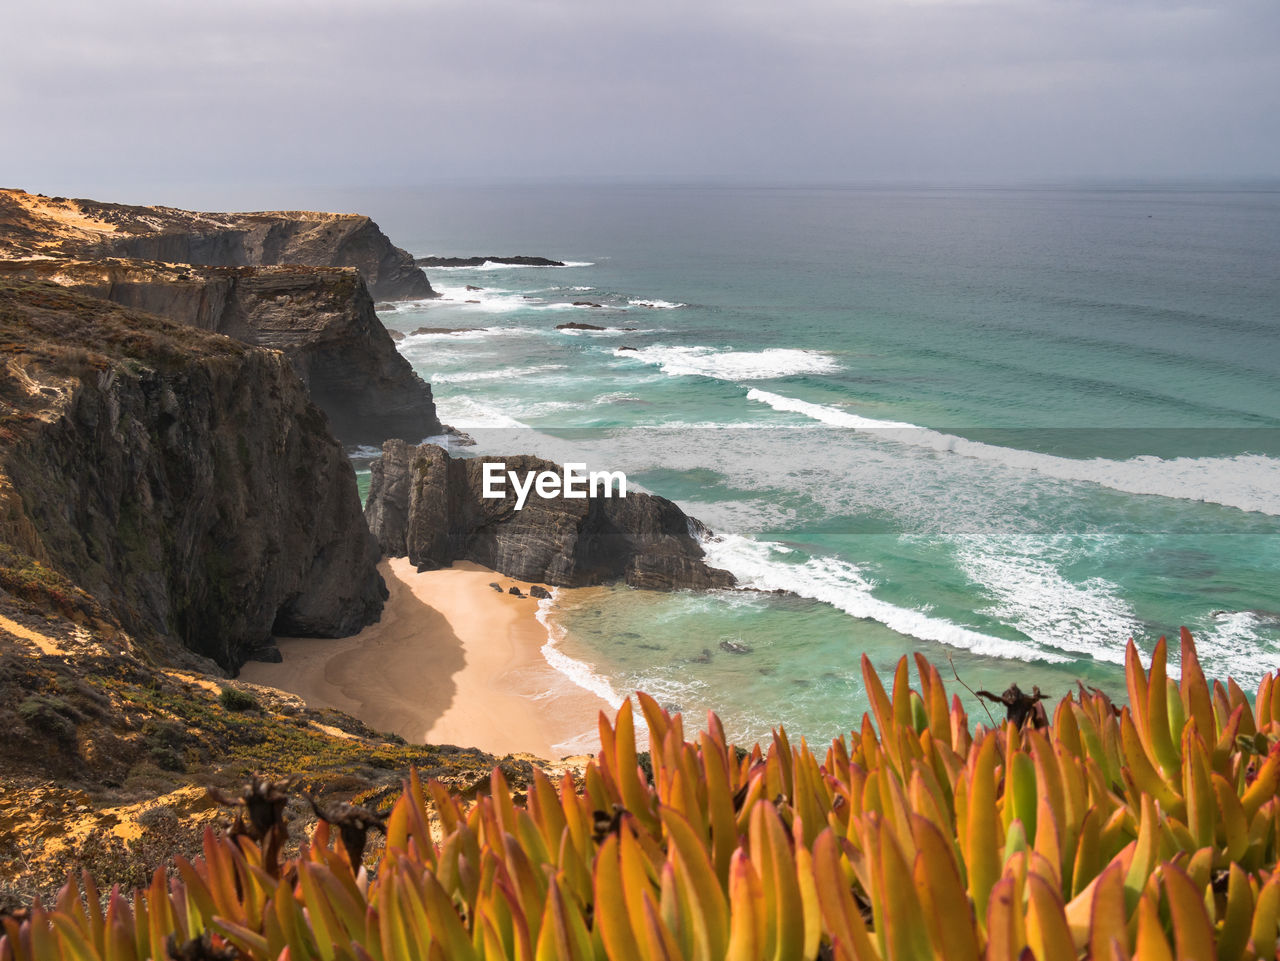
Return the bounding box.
[3,629,1278,960]
[217,686,260,713]
[0,545,103,625]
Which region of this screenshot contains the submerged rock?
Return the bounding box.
[557,320,606,329]
[365,443,735,591]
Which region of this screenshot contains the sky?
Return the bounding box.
[2,0,1277,198]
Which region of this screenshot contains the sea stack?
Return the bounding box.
[365,441,736,591]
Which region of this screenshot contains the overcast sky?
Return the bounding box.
[3,0,1277,197]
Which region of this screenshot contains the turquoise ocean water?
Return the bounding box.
[349,183,1279,749]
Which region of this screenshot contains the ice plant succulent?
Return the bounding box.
[2,628,1279,960]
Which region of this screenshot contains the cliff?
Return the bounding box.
[0,278,386,669]
[0,259,442,445]
[0,188,435,301]
[365,441,735,590]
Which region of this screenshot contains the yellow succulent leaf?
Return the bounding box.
[1088,860,1129,961]
[1164,864,1216,961]
[1025,872,1074,961]
[812,829,879,961]
[966,733,1001,923]
[594,835,645,961]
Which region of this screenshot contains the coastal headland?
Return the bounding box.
[0,187,723,899]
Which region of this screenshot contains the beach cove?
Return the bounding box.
[240,558,611,760]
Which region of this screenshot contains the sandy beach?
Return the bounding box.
[240,558,612,760]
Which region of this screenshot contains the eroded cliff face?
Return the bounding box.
[0,279,386,669]
[0,189,435,300]
[0,259,441,445]
[365,441,735,590]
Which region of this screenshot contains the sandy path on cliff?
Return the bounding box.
[240,558,610,759]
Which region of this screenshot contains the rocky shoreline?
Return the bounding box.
[0,188,735,674]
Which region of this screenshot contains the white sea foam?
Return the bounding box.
[628,299,686,310]
[594,391,645,404]
[536,594,626,710]
[957,547,1140,666]
[432,395,530,429]
[619,345,840,381]
[431,285,530,313]
[431,364,568,384]
[1194,611,1280,685]
[425,260,594,271]
[699,532,1072,664]
[746,389,1280,516]
[400,324,545,342]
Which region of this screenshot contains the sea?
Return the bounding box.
[341,182,1279,749]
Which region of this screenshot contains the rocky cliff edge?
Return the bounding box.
[0,278,386,669]
[0,258,442,445]
[0,188,435,301]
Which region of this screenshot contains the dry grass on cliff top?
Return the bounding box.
[0,279,245,372]
[0,579,538,911]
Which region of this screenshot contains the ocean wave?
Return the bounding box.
[956,547,1140,666]
[1193,611,1280,685]
[432,395,531,429]
[628,299,686,310]
[746,389,1280,516]
[400,324,545,341]
[593,392,646,404]
[431,364,568,384]
[699,533,1072,664]
[618,345,840,381]
[536,594,626,709]
[431,285,532,313]
[426,260,595,271]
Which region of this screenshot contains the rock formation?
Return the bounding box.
[0,259,441,445]
[0,279,386,670]
[0,189,435,300]
[415,255,565,268]
[365,441,735,591]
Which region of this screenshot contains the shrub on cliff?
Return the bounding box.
[217,687,260,713]
[3,628,1279,960]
